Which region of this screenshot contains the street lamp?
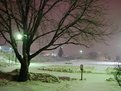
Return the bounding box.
[16,33,23,40]
[15,33,23,52]
[80,50,83,54]
[9,47,12,51]
[14,33,23,63]
[9,47,12,63]
[0,46,2,52]
[79,50,83,58]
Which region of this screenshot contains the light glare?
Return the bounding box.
[80,50,83,53]
[17,33,23,40]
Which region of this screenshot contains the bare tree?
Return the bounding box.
[0,0,110,82]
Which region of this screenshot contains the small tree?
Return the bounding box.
[88,51,98,59]
[58,47,63,57]
[0,0,111,82]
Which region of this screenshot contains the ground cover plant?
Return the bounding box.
[38,65,95,73]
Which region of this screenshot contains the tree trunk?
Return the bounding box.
[18,62,29,82]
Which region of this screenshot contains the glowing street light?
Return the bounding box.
[16,33,23,40]
[9,47,12,51]
[80,50,83,54]
[14,33,23,62]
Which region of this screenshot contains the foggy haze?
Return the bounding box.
[0,0,121,59]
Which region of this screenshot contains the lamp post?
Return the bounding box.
[15,33,23,63]
[80,50,83,58]
[9,47,12,64]
[0,46,2,52]
[16,33,23,52]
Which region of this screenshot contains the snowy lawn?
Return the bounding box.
[0,73,120,91]
[0,59,121,91]
[0,70,121,91]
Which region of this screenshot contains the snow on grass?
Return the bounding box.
[0,54,120,91]
[0,63,120,91]
[0,74,120,91]
[37,65,95,73]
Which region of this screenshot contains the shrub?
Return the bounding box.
[0,71,13,80]
[58,76,70,81]
[29,73,59,83]
[106,67,115,74]
[0,70,59,83]
[0,79,9,86]
[38,65,94,73]
[106,77,115,81]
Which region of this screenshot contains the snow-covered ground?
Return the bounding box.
[0,72,120,91]
[0,57,121,91]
